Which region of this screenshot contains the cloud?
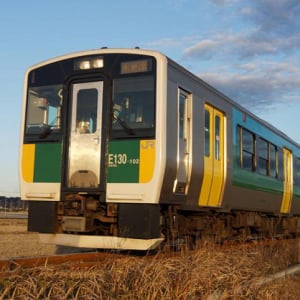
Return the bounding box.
[147,0,300,113]
[198,60,300,112]
[182,39,218,59]
[145,35,202,52]
[209,0,237,6]
[179,1,300,111]
[146,38,183,49]
[183,31,300,60]
[240,0,300,37]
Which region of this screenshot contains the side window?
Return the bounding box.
[257,138,268,176]
[241,128,255,171]
[173,89,192,194]
[237,125,280,179]
[257,138,278,178]
[277,149,284,181]
[236,126,242,166]
[215,115,220,160]
[294,157,300,187]
[179,93,185,139]
[269,143,277,178]
[205,109,210,157]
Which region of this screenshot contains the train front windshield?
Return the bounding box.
[111,76,155,138]
[24,53,156,143]
[25,84,63,138]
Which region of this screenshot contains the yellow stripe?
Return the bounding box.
[139,140,155,183]
[199,156,213,205]
[22,144,35,182]
[280,148,293,214]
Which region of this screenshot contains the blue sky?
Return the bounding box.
[0,0,299,196]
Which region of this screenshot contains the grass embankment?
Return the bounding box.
[0,219,300,299]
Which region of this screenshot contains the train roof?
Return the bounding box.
[25,48,166,71]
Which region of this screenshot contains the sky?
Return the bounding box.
[0,0,299,196]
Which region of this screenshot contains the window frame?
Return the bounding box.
[294,156,300,187]
[110,74,156,140]
[24,84,63,143]
[237,125,279,179]
[241,127,256,171]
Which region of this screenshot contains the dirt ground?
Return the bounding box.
[0,217,96,260]
[0,218,58,260]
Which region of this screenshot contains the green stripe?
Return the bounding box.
[233,144,283,194]
[34,143,62,182]
[294,186,300,198]
[233,168,283,195]
[107,140,139,183]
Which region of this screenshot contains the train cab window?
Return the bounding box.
[241,128,255,171]
[205,110,210,157]
[294,157,300,187]
[257,138,268,176]
[111,76,155,138]
[25,84,63,138]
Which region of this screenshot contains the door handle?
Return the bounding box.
[93,136,100,144]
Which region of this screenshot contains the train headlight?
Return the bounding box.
[78,60,90,70]
[74,57,104,70]
[92,57,104,68]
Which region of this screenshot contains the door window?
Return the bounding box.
[76,89,98,134]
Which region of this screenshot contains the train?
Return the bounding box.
[19,48,300,250]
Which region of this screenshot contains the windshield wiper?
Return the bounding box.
[115,116,135,135]
[39,124,52,139]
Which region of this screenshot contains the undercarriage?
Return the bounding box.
[53,194,300,250]
[58,193,118,236]
[162,205,300,249]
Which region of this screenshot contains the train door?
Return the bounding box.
[67,81,104,189]
[280,148,293,213]
[199,104,226,207]
[173,89,192,194]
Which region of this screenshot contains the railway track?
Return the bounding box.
[0,212,28,219]
[0,250,125,270]
[0,251,121,280]
[0,237,299,272]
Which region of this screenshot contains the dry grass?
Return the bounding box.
[0,219,300,299]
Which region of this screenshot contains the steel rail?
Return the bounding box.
[0,251,119,278]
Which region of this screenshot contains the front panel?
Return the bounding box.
[20,49,168,249]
